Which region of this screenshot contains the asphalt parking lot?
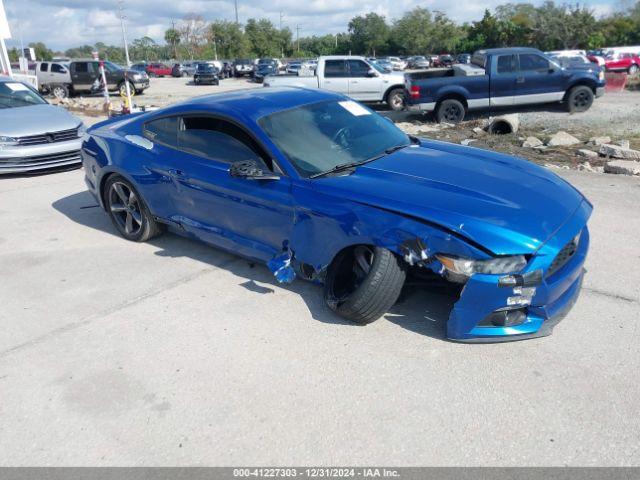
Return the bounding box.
[0,166,639,466]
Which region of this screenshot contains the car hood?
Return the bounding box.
[0,104,82,137]
[312,140,587,255]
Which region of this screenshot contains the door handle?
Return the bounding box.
[516,77,525,84]
[168,168,186,178]
[351,80,358,84]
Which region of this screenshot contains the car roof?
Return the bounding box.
[154,87,342,123]
[476,47,543,55]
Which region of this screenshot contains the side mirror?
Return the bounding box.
[230,159,280,181]
[367,69,378,77]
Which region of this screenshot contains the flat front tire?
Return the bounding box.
[324,246,406,324]
[104,176,162,242]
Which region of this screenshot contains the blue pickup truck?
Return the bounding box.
[405,47,606,123]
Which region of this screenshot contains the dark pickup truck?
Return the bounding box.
[405,47,606,123]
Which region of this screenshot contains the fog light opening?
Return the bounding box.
[480,308,528,327]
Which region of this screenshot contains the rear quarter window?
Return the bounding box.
[143,117,179,147]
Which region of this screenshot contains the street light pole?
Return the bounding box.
[118,0,131,67]
[118,0,132,111]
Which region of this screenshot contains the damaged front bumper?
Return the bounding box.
[447,225,589,343]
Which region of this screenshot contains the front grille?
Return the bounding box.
[0,150,81,168]
[546,233,581,278]
[16,128,79,146]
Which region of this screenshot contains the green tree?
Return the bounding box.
[28,42,53,61]
[208,20,250,59]
[130,36,159,61]
[8,47,19,62]
[164,28,181,59]
[245,18,282,57]
[430,11,465,53]
[390,7,433,54]
[348,13,389,56]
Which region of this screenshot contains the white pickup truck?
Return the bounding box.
[263,56,407,111]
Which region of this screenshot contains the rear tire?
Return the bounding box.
[386,88,405,111]
[324,246,406,324]
[104,176,162,242]
[566,85,594,113]
[435,99,465,123]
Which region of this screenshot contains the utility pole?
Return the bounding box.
[296,24,301,52]
[234,0,239,24]
[279,12,284,58]
[118,0,131,67]
[118,0,132,111]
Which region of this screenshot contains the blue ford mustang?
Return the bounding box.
[82,87,591,342]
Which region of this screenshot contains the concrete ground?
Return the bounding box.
[0,166,638,466]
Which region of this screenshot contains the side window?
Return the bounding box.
[496,55,515,74]
[324,60,348,78]
[39,63,48,72]
[519,54,549,72]
[348,60,371,77]
[143,116,179,147]
[51,63,66,73]
[177,116,271,169]
[74,62,88,73]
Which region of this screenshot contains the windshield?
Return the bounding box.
[258,100,410,178]
[0,81,47,109]
[370,62,386,73]
[103,61,122,73]
[197,64,216,72]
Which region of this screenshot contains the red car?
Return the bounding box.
[145,63,173,77]
[603,52,640,75]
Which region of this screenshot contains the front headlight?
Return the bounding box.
[436,254,527,277]
[0,135,18,148]
[132,73,142,80]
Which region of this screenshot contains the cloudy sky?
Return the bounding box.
[3,0,619,51]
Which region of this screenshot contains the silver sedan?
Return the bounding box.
[0,76,84,174]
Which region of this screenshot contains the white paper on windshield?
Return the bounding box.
[5,82,29,92]
[338,100,371,116]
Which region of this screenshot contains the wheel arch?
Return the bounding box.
[98,169,137,211]
[383,84,406,103]
[564,79,597,100]
[435,92,469,111]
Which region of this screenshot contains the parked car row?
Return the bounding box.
[365,54,473,72]
[549,47,640,75]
